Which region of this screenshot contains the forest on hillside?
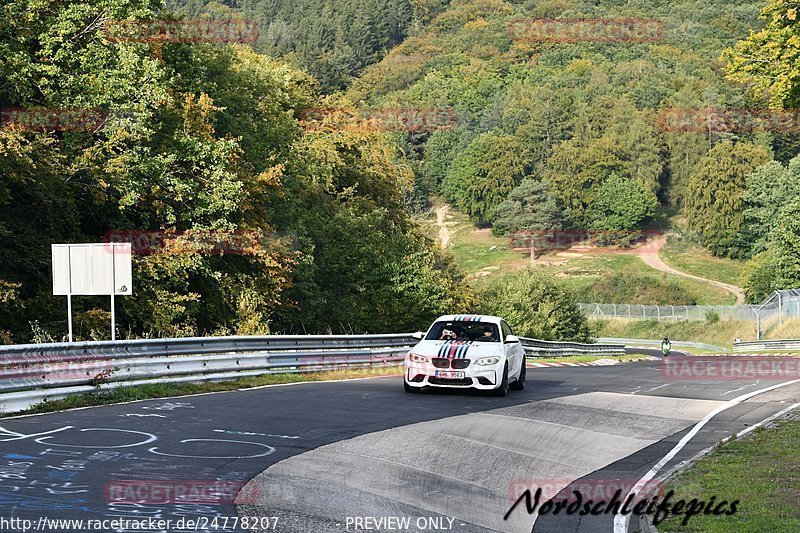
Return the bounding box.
[4,0,800,344]
[0,0,471,343]
[168,0,452,92]
[340,0,800,303]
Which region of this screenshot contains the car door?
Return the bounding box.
[501,321,523,378]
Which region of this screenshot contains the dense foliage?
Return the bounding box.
[168,0,451,93]
[723,0,800,300]
[0,0,471,342]
[684,141,770,257]
[343,0,778,242]
[576,273,698,306]
[479,269,593,342]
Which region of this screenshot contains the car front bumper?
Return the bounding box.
[404,360,502,390]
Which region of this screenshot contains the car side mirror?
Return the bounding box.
[504,335,520,344]
[411,331,425,340]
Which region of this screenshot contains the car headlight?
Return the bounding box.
[408,353,428,363]
[476,356,501,366]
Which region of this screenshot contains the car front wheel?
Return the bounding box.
[510,362,525,391]
[492,364,509,397]
[404,380,418,393]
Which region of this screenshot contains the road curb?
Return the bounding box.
[527,356,656,369]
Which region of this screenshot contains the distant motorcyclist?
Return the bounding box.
[661,336,671,357]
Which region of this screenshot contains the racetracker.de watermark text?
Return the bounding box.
[661,355,800,380]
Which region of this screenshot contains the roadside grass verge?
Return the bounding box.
[660,242,747,287]
[593,319,756,350]
[548,254,736,305]
[528,354,651,364]
[765,319,800,340]
[446,210,529,277]
[659,413,800,532]
[1,366,402,418]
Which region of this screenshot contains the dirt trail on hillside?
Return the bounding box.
[638,235,745,304]
[436,205,450,247]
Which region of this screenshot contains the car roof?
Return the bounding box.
[433,314,503,325]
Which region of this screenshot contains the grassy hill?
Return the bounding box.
[418,203,740,305]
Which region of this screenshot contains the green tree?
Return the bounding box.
[740,250,778,303]
[479,269,593,342]
[723,0,800,107]
[588,175,658,244]
[490,178,564,236]
[544,135,627,228]
[740,157,800,255]
[770,196,800,290]
[443,132,528,225]
[685,141,771,257]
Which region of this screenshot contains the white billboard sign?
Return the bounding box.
[52,243,132,341]
[52,243,132,296]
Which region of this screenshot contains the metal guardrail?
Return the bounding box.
[599,337,726,353]
[520,337,625,358]
[0,334,414,413]
[0,334,628,413]
[733,339,800,352]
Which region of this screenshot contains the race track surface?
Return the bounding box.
[1,350,797,533]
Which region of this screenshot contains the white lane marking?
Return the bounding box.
[721,381,760,396]
[644,384,669,394]
[120,413,167,418]
[614,378,800,533]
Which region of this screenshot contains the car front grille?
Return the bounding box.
[432,358,471,369]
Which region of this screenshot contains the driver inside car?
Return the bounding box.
[439,329,457,340]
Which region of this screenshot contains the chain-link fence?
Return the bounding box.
[579,290,800,326]
[578,303,762,322]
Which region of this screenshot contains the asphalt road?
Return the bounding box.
[0,350,798,533]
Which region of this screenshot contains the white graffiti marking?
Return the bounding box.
[148,439,275,459]
[212,429,298,439]
[0,425,72,443]
[142,402,194,411]
[36,429,157,449]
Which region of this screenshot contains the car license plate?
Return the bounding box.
[435,371,464,379]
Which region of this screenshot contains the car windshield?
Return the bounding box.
[425,321,500,342]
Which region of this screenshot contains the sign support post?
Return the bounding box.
[111,243,116,341]
[67,246,73,342]
[67,294,73,343]
[111,293,116,341]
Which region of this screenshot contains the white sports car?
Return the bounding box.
[403,315,526,396]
